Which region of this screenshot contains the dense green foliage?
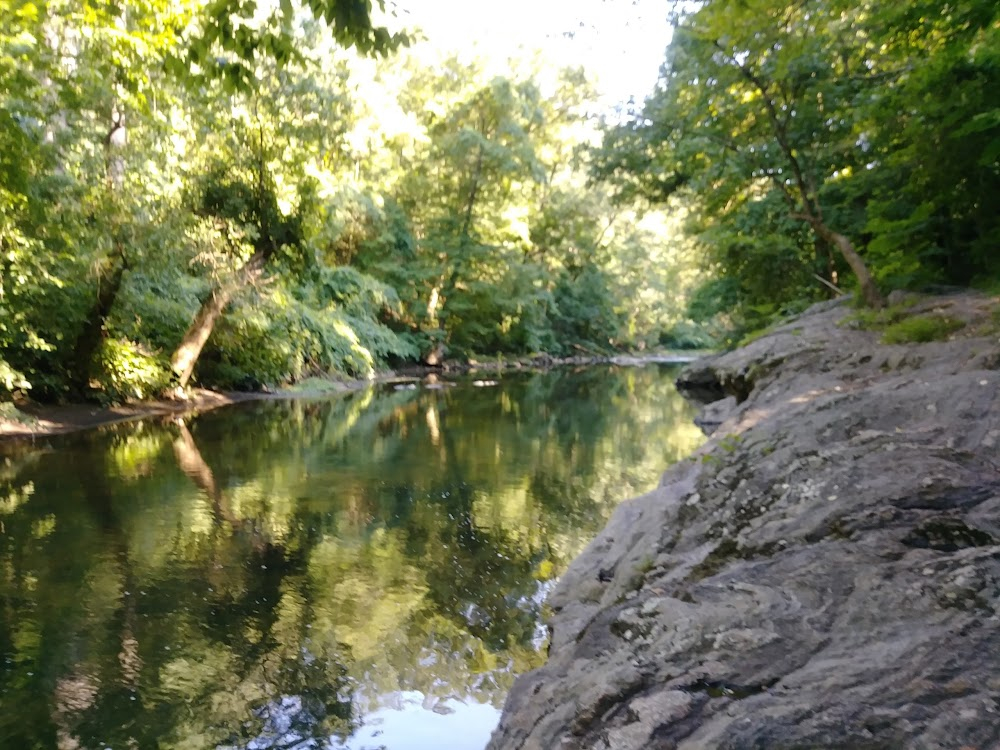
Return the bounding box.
[0,2,697,403]
[597,0,1000,341]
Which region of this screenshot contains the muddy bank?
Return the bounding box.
[489,292,1000,750]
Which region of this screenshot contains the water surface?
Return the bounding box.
[0,366,702,750]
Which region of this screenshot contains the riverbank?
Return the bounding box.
[488,291,1000,749]
[0,351,700,442]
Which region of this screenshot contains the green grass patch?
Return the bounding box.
[844,295,967,343]
[881,314,966,344]
[842,302,914,331]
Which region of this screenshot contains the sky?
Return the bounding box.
[380,0,674,111]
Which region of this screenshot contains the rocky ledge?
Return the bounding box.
[488,292,1000,750]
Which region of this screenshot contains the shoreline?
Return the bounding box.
[0,351,701,443]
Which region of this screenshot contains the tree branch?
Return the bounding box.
[712,40,817,220]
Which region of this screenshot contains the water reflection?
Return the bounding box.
[0,366,703,749]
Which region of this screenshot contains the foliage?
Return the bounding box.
[0,401,35,425]
[0,2,705,403]
[842,301,966,344]
[199,289,416,388]
[182,0,408,91]
[94,337,173,403]
[842,302,916,332]
[659,320,718,351]
[0,360,29,393]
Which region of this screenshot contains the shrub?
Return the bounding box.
[0,359,29,394]
[95,338,172,403]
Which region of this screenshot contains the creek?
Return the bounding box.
[0,365,702,750]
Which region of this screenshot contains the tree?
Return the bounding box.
[852,0,1000,287]
[391,60,548,358]
[182,0,407,91]
[2,1,729,404]
[596,0,1000,328]
[596,0,887,308]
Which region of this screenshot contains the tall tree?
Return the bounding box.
[393,62,547,357]
[595,0,888,308]
[597,0,1000,325]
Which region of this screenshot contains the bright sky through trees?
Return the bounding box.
[384,0,673,110]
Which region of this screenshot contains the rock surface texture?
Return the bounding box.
[488,293,1000,750]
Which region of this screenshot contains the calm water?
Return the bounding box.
[0,366,702,750]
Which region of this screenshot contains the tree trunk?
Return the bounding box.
[459,144,484,244]
[67,56,131,397]
[169,251,266,389]
[169,287,233,389]
[68,250,127,396]
[813,222,884,309]
[104,104,126,191]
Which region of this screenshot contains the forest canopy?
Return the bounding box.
[1,0,998,403]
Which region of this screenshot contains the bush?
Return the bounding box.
[549,267,621,355]
[94,338,172,403]
[198,276,420,388]
[0,359,30,394]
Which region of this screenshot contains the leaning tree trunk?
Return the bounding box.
[169,250,266,389]
[812,222,884,309]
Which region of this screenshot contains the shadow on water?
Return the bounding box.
[0,365,703,750]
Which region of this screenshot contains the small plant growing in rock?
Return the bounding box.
[718,434,742,453]
[881,315,965,344]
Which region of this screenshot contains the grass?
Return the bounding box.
[881,314,966,344]
[842,301,914,331]
[843,295,967,343]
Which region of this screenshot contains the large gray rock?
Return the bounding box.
[489,293,1000,750]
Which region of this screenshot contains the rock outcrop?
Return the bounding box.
[488,293,1000,750]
